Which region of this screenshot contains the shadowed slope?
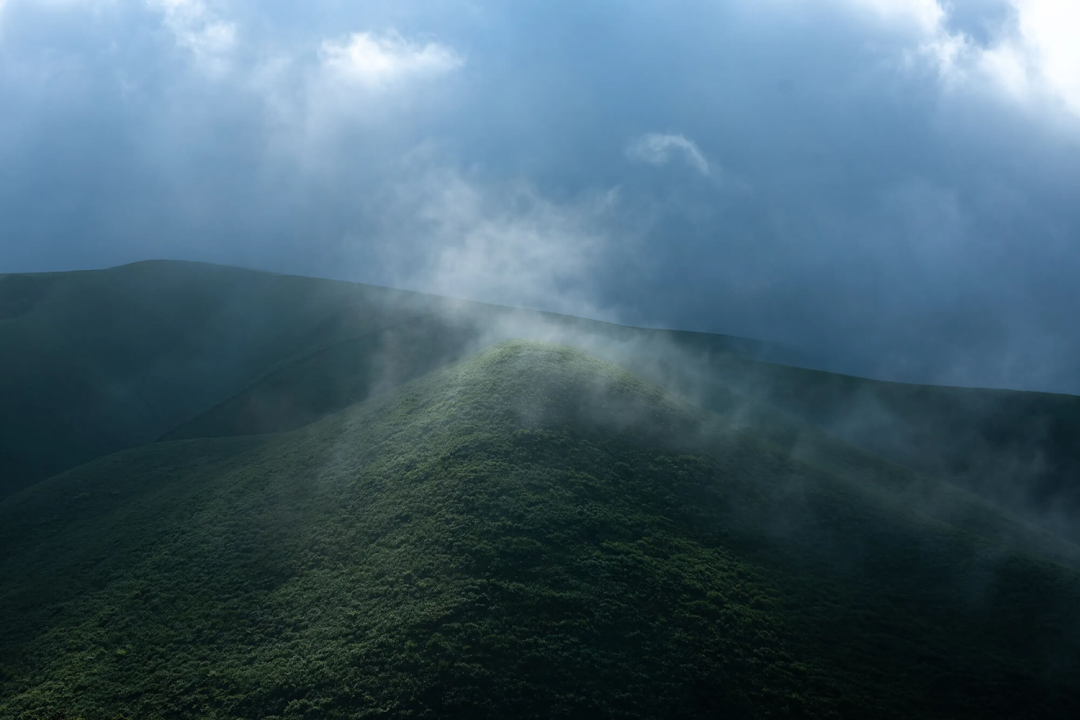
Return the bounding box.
[0,261,445,498]
[686,352,1080,540]
[0,261,776,500]
[4,260,1080,544]
[159,314,479,441]
[154,269,1080,543]
[2,341,1078,719]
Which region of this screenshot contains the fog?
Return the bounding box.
[1,0,1079,392]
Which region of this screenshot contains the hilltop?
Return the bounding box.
[2,341,1078,719]
[0,260,776,500]
[4,260,1076,540]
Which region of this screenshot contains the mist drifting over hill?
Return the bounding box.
[1,262,1079,718]
[3,1,1080,718]
[2,0,1080,392]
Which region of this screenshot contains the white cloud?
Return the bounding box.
[319,31,464,88]
[250,32,463,165]
[841,0,946,35]
[147,0,236,71]
[361,154,619,319]
[988,0,1080,116]
[845,0,1080,120]
[625,133,710,176]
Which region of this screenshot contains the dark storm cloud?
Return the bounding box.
[0,0,1077,392]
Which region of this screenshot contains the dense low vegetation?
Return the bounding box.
[8,261,1080,542]
[2,341,1078,719]
[0,261,491,499]
[0,261,768,500]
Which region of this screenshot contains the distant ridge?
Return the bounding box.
[0,259,798,499]
[1,260,1079,543]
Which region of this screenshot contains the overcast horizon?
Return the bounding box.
[1,0,1078,393]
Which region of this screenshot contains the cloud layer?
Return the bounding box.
[625,133,710,176]
[320,31,464,88]
[844,0,1080,119]
[1,0,1079,393]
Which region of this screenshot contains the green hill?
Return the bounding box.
[4,260,1080,543]
[0,261,438,498]
[687,354,1080,540]
[0,261,779,501]
[2,341,1079,719]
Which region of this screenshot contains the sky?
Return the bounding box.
[0,0,1078,393]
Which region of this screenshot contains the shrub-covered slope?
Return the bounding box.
[2,341,1078,719]
[157,278,1080,542]
[5,259,1080,541]
[0,261,445,498]
[0,261,775,500]
[689,353,1080,540]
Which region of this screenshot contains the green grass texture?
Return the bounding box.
[3,261,1079,542]
[2,341,1078,719]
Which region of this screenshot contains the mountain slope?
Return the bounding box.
[4,260,1080,544]
[689,352,1080,539]
[0,261,440,498]
[149,266,1080,542]
[2,341,1078,719]
[0,261,780,500]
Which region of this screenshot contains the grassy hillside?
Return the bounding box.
[0,261,453,498]
[2,341,1079,719]
[160,314,481,441]
[688,353,1080,539]
[4,260,1080,542]
[0,261,784,501]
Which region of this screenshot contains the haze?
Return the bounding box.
[1,0,1078,392]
